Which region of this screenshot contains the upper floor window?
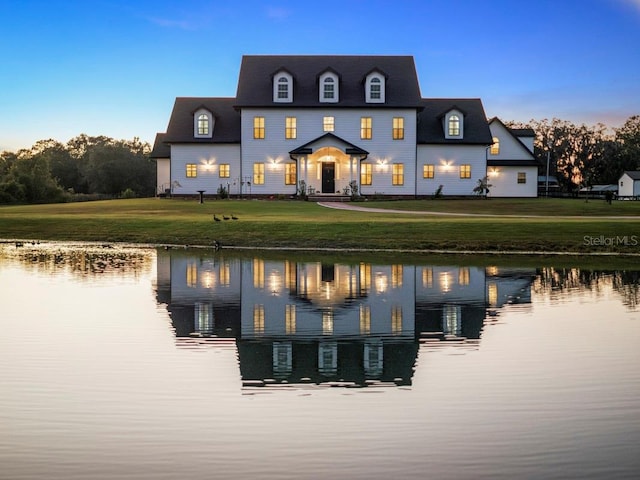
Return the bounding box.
[278,77,289,98]
[285,117,297,139]
[448,115,460,136]
[323,116,335,132]
[370,78,381,99]
[365,72,385,103]
[253,116,265,139]
[490,137,500,155]
[197,114,209,135]
[273,71,293,103]
[323,78,335,99]
[193,109,213,138]
[319,71,339,103]
[361,117,372,140]
[392,117,404,140]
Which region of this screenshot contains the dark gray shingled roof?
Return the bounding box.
[417,98,493,145]
[163,97,241,144]
[511,128,535,137]
[235,55,422,108]
[623,171,640,180]
[149,133,170,158]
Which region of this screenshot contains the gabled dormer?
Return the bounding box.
[272,69,294,103]
[193,107,214,138]
[318,68,340,103]
[364,69,387,104]
[443,108,464,139]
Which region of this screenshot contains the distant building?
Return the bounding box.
[618,171,640,198]
[151,55,537,198]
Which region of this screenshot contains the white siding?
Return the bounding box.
[170,144,241,196]
[488,166,538,197]
[156,158,170,194]
[488,121,534,161]
[416,145,487,196]
[241,107,417,195]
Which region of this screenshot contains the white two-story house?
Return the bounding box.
[151,55,537,198]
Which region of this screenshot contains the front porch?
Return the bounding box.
[289,133,368,197]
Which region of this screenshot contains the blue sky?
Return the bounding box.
[1,0,639,152]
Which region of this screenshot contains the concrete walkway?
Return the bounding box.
[317,201,640,219]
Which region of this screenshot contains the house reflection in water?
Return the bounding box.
[155,249,535,388]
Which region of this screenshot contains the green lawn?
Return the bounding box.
[0,197,639,254]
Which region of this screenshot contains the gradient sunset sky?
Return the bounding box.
[1,0,639,152]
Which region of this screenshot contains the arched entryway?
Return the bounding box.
[289,133,368,197]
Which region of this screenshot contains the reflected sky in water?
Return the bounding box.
[1,243,639,480]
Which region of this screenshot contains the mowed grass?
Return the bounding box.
[0,197,639,253]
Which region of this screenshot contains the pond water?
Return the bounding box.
[1,243,639,480]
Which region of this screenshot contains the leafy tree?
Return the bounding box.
[29,139,82,192]
[83,143,154,196]
[0,154,65,203]
[615,115,640,173]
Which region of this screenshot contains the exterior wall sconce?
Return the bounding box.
[376,158,389,172]
[440,159,453,171]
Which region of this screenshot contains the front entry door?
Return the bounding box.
[322,162,335,193]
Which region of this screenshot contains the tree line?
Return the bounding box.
[0,134,155,204]
[509,115,640,192]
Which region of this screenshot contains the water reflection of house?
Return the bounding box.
[415,265,534,342]
[155,250,243,338]
[155,249,535,387]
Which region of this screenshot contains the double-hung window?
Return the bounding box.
[361,164,372,185]
[285,117,297,139]
[423,164,435,179]
[392,164,404,185]
[361,117,372,140]
[392,117,404,140]
[253,163,265,185]
[285,163,297,185]
[253,117,265,139]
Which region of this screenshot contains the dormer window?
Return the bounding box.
[444,110,464,139]
[197,114,209,135]
[319,71,339,103]
[365,72,386,103]
[370,78,381,99]
[273,71,293,103]
[324,78,335,99]
[448,115,460,136]
[193,108,213,138]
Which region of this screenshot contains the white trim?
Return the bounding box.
[193,108,213,138]
[319,71,339,103]
[273,71,293,103]
[365,72,385,103]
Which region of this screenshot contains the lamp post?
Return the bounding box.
[545,138,552,198]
